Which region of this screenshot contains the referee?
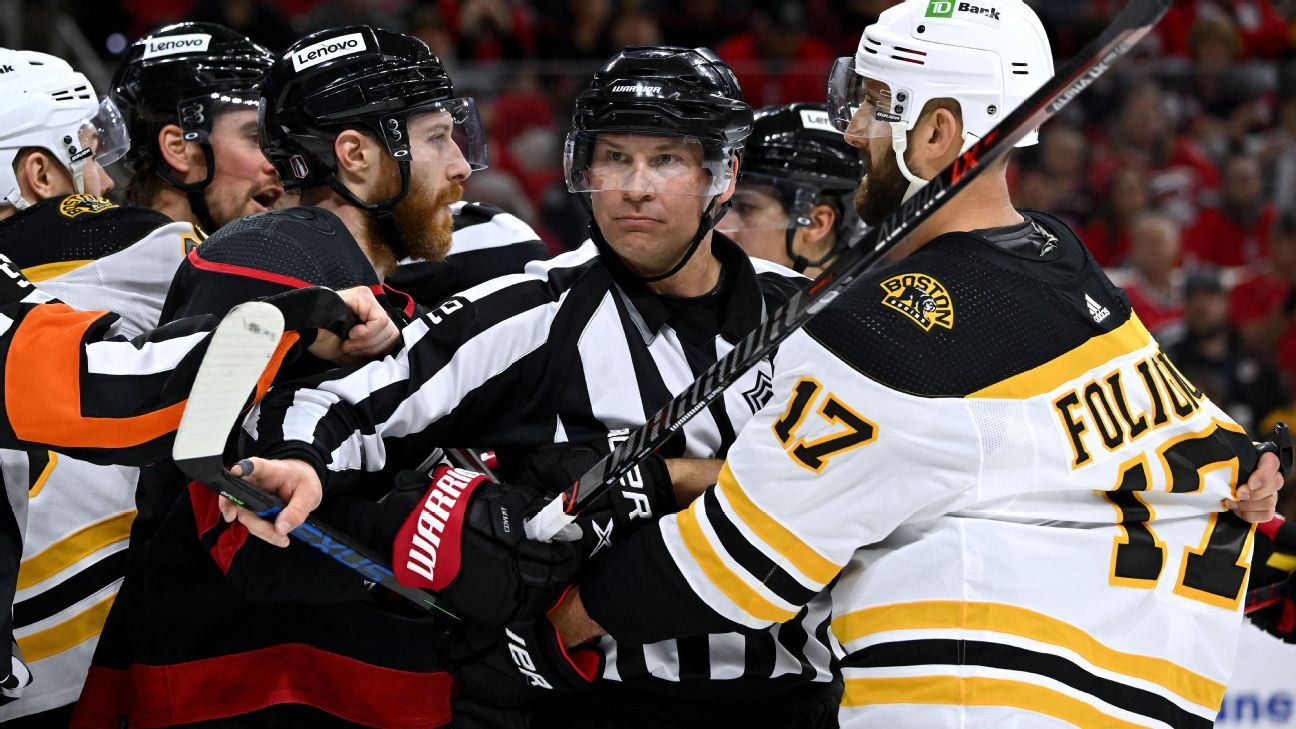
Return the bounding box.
[241,46,839,729]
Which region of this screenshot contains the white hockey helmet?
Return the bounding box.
[0,49,131,210]
[827,0,1052,198]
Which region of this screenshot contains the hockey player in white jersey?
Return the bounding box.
[540,2,1290,727]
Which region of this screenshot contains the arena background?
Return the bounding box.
[4,0,1296,723]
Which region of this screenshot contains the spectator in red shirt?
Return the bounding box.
[1083,167,1154,267]
[1231,212,1296,386]
[1088,82,1219,226]
[1123,211,1187,335]
[1185,153,1276,268]
[716,0,836,107]
[1156,0,1291,59]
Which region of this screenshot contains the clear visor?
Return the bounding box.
[178,91,260,143]
[76,96,131,168]
[827,57,912,142]
[717,174,819,233]
[565,131,733,198]
[396,98,488,170]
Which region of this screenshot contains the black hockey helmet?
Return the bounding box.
[260,25,485,194]
[112,23,272,171]
[111,23,273,227]
[566,46,753,282]
[731,103,863,272]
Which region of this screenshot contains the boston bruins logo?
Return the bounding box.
[880,273,954,332]
[58,194,118,218]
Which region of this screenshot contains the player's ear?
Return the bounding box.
[333,129,379,190]
[158,123,200,181]
[16,149,74,202]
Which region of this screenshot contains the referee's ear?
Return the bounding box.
[717,155,740,205]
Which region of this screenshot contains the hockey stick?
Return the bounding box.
[172,301,457,619]
[526,0,1173,541]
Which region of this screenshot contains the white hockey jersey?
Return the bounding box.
[0,194,192,718]
[580,213,1258,729]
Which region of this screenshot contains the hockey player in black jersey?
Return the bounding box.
[719,102,862,277]
[232,47,840,728]
[111,23,283,233]
[74,27,501,729]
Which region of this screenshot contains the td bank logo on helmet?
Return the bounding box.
[141,33,212,59]
[292,32,367,72]
[926,1,1001,20]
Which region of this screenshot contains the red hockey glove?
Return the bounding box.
[1247,516,1296,643]
[380,466,580,628]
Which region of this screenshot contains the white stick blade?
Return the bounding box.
[173,302,286,462]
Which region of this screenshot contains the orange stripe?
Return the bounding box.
[253,332,300,404]
[7,305,186,448]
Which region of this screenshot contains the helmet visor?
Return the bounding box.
[178,90,261,143]
[399,98,488,170]
[827,57,912,142]
[565,131,733,197]
[719,173,819,233]
[79,96,131,168]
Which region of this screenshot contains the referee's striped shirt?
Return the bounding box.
[248,232,837,700]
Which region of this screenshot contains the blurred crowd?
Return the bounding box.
[13,0,1296,438]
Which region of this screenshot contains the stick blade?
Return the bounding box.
[173,302,285,463]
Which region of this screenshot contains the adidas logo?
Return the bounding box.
[1086,293,1110,324]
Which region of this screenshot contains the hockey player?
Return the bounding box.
[71,26,505,729]
[0,263,398,720]
[719,102,863,276]
[233,47,843,728]
[0,47,196,725]
[111,23,281,233]
[532,3,1291,727]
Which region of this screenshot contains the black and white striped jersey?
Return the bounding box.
[388,201,551,309]
[248,232,837,701]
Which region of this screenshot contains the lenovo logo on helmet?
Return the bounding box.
[610,84,662,95]
[141,33,212,59]
[292,32,367,72]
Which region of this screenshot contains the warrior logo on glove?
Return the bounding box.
[399,467,483,590]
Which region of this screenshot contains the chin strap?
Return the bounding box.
[325,161,413,261]
[889,123,929,204]
[158,144,219,232]
[639,196,727,284]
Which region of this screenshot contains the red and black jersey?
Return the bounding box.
[75,206,452,729]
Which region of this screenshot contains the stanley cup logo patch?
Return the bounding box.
[880,273,954,332]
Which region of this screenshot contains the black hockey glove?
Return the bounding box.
[436,589,602,706]
[513,433,676,560]
[1247,516,1296,643]
[380,466,580,628]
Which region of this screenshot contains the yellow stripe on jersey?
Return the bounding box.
[16,593,116,662]
[832,600,1225,710]
[842,675,1148,728]
[22,259,93,282]
[27,451,58,497]
[969,315,1153,400]
[676,505,799,623]
[16,511,135,590]
[717,463,841,586]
